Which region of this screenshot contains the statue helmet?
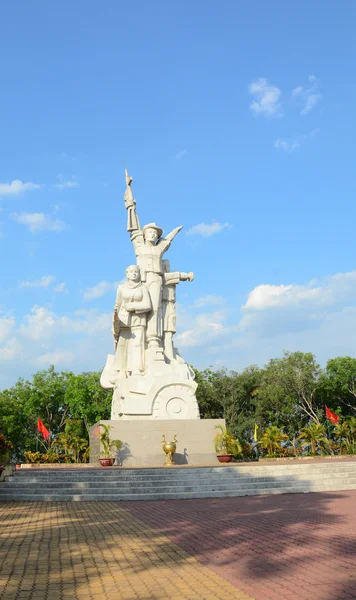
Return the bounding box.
[142,222,163,238]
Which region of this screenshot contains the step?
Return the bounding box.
[1,482,356,502]
[6,469,356,486]
[3,461,356,501]
[3,473,356,491]
[2,476,356,496]
[9,464,356,480]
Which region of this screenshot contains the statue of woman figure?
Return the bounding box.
[112,265,151,377]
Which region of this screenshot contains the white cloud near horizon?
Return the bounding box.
[186,222,231,237]
[2,270,356,387]
[249,78,282,118]
[0,180,42,197]
[0,316,15,343]
[175,309,229,348]
[242,271,356,312]
[35,350,74,367]
[0,306,112,385]
[11,212,67,233]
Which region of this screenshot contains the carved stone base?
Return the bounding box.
[101,353,200,420]
[89,419,226,466]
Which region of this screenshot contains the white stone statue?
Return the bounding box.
[100,170,200,421]
[112,265,151,377]
[162,259,194,362]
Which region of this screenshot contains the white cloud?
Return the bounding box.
[242,271,356,312]
[54,175,79,190]
[0,338,22,361]
[274,129,320,153]
[11,212,67,233]
[0,305,112,381]
[35,351,74,367]
[292,86,304,97]
[20,275,55,288]
[0,180,42,197]
[274,138,300,152]
[175,309,229,348]
[18,306,111,343]
[301,94,321,115]
[0,316,15,343]
[249,78,282,117]
[83,281,117,301]
[292,75,322,116]
[175,150,187,160]
[54,282,67,293]
[186,222,231,237]
[194,295,226,307]
[19,306,57,341]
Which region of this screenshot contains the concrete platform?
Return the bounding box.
[89,418,225,466]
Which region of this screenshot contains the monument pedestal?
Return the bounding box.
[89,419,225,467]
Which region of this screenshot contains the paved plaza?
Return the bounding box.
[0,491,355,600]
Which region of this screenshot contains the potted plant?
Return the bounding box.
[99,424,122,467]
[214,425,241,463]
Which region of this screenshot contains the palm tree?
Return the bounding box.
[258,426,288,457]
[297,423,328,455]
[335,418,356,453]
[334,421,350,451]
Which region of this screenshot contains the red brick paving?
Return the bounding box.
[125,491,356,600]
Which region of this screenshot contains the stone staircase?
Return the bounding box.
[1,460,356,501]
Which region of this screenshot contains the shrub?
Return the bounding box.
[24,451,42,464]
[0,434,13,465]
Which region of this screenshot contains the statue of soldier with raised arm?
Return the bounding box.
[124,169,182,353]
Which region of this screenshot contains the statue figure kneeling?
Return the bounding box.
[113,265,151,377]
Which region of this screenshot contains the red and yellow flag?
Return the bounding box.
[325,406,339,424]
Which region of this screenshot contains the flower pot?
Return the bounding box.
[99,458,115,467]
[217,454,233,463]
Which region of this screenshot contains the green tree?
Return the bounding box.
[319,357,356,415]
[194,366,262,439]
[0,367,110,460]
[64,372,111,433]
[256,352,323,433]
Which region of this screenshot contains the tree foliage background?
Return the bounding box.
[0,352,355,460]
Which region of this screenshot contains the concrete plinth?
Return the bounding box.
[89,419,225,467]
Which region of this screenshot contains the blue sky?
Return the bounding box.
[1,1,356,388]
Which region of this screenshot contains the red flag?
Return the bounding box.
[325,406,339,424]
[37,418,50,440]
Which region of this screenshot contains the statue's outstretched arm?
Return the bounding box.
[164,225,183,243]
